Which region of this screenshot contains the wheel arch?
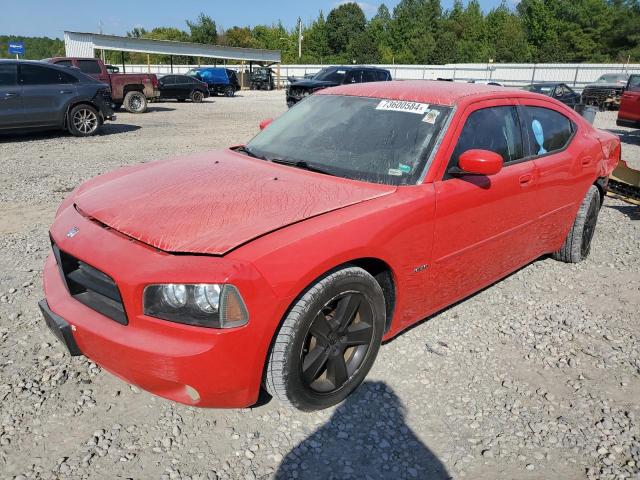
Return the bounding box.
[123,84,144,95]
[594,176,608,207]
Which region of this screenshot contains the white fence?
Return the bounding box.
[122,62,640,91]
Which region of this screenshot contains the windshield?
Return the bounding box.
[524,84,553,95]
[245,95,451,186]
[597,74,628,83]
[313,68,347,83]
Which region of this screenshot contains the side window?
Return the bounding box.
[362,70,378,82]
[20,64,75,85]
[522,106,574,155]
[77,60,101,74]
[0,64,18,86]
[162,75,175,84]
[345,70,361,84]
[55,60,74,68]
[377,71,390,81]
[555,85,566,97]
[451,106,524,168]
[628,75,640,92]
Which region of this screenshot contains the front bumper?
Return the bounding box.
[42,205,282,408]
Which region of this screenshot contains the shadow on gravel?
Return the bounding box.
[0,124,141,142]
[606,128,640,146]
[275,381,450,480]
[606,203,640,220]
[144,106,176,112]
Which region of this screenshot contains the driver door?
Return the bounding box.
[426,100,540,312]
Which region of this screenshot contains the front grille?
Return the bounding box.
[581,87,623,105]
[52,243,128,325]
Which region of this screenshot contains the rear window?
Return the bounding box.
[628,75,640,91]
[522,107,574,155]
[55,60,74,68]
[77,60,101,74]
[376,71,389,81]
[20,64,77,85]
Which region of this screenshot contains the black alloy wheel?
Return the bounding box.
[265,266,385,411]
[301,291,374,393]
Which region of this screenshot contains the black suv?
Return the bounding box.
[286,66,392,107]
[0,60,115,137]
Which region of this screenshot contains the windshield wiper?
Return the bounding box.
[235,146,336,176]
[269,158,336,176]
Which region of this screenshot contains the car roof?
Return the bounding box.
[319,65,389,72]
[0,59,74,71]
[318,80,536,106]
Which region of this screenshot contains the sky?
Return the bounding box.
[0,0,508,39]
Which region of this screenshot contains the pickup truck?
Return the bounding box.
[617,74,640,128]
[45,57,159,113]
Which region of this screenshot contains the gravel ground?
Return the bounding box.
[0,91,638,480]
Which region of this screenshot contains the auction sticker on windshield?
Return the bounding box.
[376,100,429,115]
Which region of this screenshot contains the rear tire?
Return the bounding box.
[552,185,601,263]
[191,90,204,103]
[265,266,385,411]
[123,91,147,113]
[67,105,101,137]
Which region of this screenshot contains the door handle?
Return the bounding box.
[519,174,534,186]
[60,90,73,94]
[1,92,18,99]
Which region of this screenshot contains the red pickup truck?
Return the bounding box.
[45,57,159,113]
[617,74,640,128]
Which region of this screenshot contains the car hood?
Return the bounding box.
[290,79,340,89]
[74,150,396,255]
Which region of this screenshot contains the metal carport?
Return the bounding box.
[64,31,281,83]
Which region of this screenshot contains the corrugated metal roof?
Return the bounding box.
[64,31,281,63]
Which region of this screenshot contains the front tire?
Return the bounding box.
[553,185,601,263]
[67,105,101,137]
[265,266,385,411]
[224,85,235,97]
[123,91,147,113]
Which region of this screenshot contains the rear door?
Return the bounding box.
[619,75,640,124]
[0,63,23,127]
[428,101,539,311]
[519,101,596,253]
[19,64,78,126]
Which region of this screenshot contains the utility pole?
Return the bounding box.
[297,17,303,60]
[98,20,105,61]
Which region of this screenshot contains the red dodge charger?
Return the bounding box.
[41,81,620,411]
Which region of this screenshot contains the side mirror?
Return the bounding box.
[455,149,504,176]
[259,118,273,130]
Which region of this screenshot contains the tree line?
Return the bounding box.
[2,0,640,65]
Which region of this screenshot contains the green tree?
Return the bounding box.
[222,26,257,48]
[517,0,561,61]
[326,3,366,56]
[486,1,531,62]
[390,0,442,63]
[303,12,331,63]
[187,13,218,45]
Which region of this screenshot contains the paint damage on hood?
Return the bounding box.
[74,150,396,255]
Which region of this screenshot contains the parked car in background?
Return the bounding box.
[186,67,240,97]
[617,74,640,128]
[581,73,630,110]
[157,75,209,103]
[286,66,392,107]
[250,67,275,90]
[45,57,159,113]
[41,81,619,412]
[0,60,115,137]
[523,82,581,107]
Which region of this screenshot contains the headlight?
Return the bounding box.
[143,284,248,329]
